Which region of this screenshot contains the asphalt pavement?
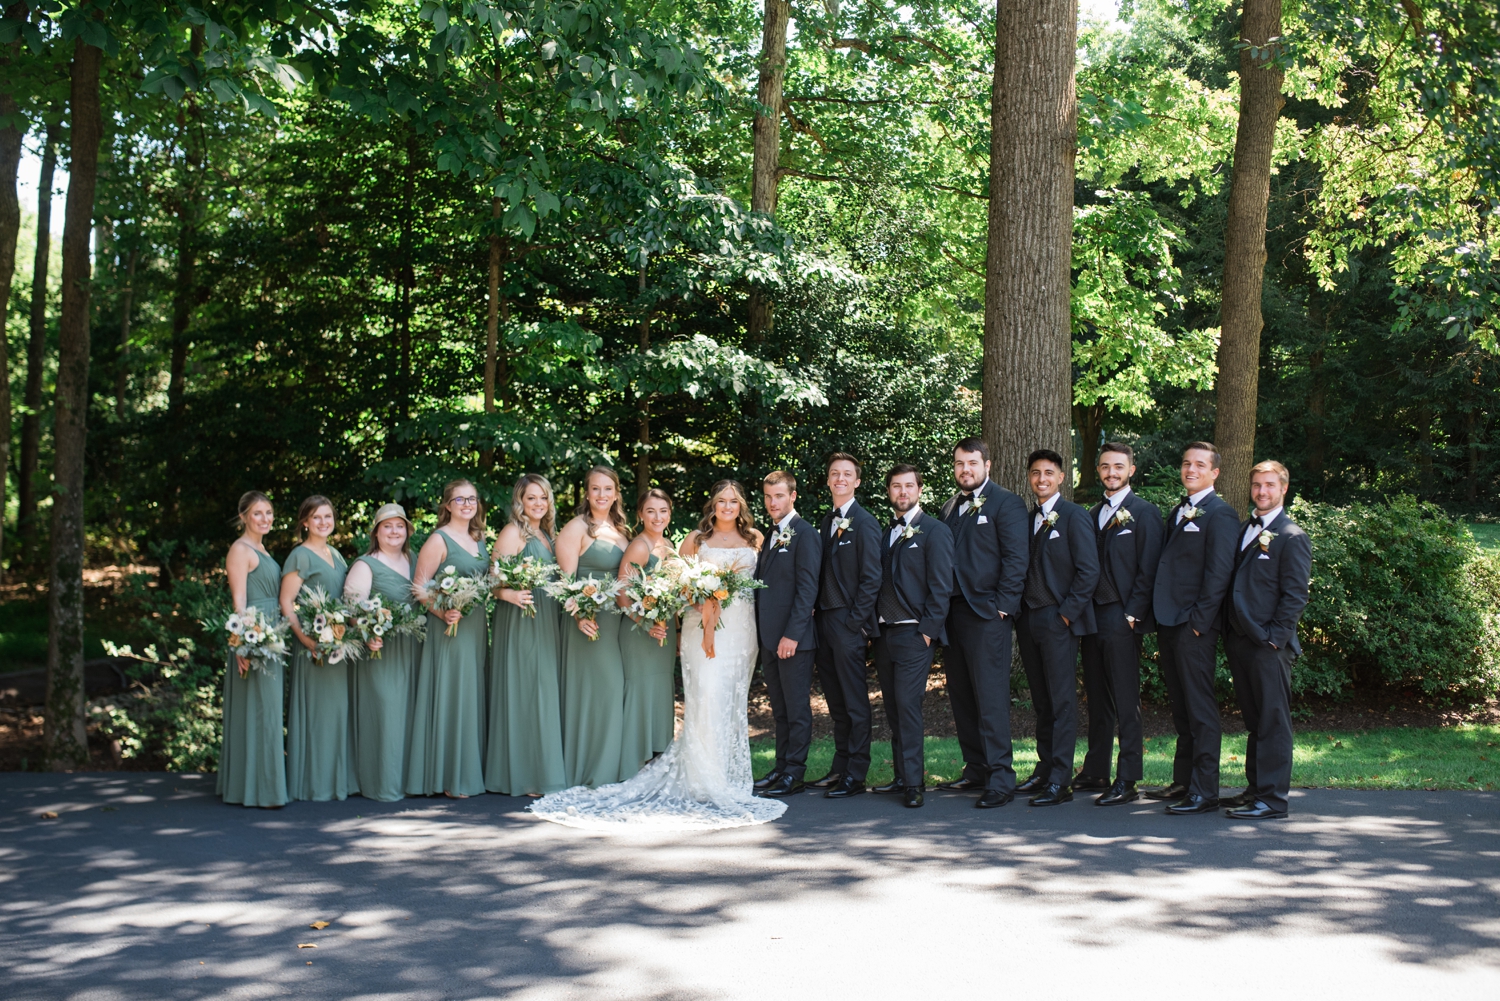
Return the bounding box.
[2,773,1498,1000]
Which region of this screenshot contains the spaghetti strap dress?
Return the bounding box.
[618,551,679,770]
[560,540,627,786]
[217,548,287,807]
[284,544,355,801]
[350,555,421,802]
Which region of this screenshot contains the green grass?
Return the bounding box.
[753,725,1500,791]
[1468,520,1500,551]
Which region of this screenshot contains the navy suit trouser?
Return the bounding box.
[943,599,1016,794]
[1157,622,1223,798]
[1226,630,1295,813]
[1017,605,1079,787]
[1080,603,1145,782]
[815,613,872,782]
[872,624,933,789]
[760,644,815,780]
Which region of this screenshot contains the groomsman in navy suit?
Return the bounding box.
[754,470,823,799]
[812,453,882,799]
[1077,442,1163,806]
[1151,441,1240,814]
[939,437,1030,808]
[1220,460,1311,820]
[870,464,954,809]
[1014,449,1099,806]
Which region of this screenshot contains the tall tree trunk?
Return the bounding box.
[635,261,652,495]
[482,197,502,472]
[747,0,788,342]
[19,128,56,547]
[1212,0,1285,516]
[45,38,103,771]
[115,247,138,418]
[1073,400,1103,499]
[0,39,22,578]
[983,0,1078,497]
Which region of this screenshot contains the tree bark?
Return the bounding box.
[19,128,56,545]
[747,0,788,341]
[482,197,502,471]
[1073,400,1103,500]
[982,0,1078,497]
[0,45,22,577]
[115,247,138,418]
[1212,0,1285,516]
[635,261,652,495]
[45,38,103,771]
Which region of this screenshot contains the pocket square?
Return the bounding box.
[1257,553,1271,560]
[907,542,919,549]
[1183,523,1201,533]
[1117,528,1133,535]
[1048,529,1061,540]
[839,539,852,546]
[977,515,988,525]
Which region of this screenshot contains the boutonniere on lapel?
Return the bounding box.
[967,493,987,517]
[901,523,922,541]
[834,516,852,538]
[1257,529,1276,553]
[1110,508,1134,529]
[1042,510,1060,530]
[770,526,796,550]
[1180,504,1202,522]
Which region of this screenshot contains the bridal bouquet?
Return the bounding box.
[666,555,765,659]
[223,606,291,676]
[296,586,363,665]
[344,595,395,659]
[413,565,490,636]
[620,563,684,646]
[489,553,558,618]
[544,574,623,640]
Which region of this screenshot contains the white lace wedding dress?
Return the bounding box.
[531,546,787,831]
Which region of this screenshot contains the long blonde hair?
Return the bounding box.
[578,466,631,540]
[436,478,486,542]
[510,473,557,541]
[694,479,757,546]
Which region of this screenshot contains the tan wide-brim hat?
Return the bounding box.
[370,502,415,539]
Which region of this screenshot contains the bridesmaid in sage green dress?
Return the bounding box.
[617,487,679,773]
[218,490,288,808]
[555,465,632,787]
[407,478,489,798]
[344,503,421,802]
[281,495,355,801]
[484,474,566,796]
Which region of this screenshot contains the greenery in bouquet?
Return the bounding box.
[544,574,624,640]
[490,553,559,618]
[388,598,428,642]
[295,586,364,665]
[344,594,395,659]
[222,606,291,675]
[620,563,685,646]
[413,564,491,636]
[667,555,765,625]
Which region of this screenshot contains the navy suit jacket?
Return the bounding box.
[883,509,956,644]
[817,499,883,638]
[754,513,821,652]
[1152,489,1240,635]
[1089,490,1164,632]
[940,479,1029,620]
[1026,497,1101,636]
[1227,509,1311,654]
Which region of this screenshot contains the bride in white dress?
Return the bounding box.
[531,480,787,831]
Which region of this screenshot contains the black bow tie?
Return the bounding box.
[1179,496,1191,509]
[1249,515,1264,529]
[961,491,974,502]
[890,516,907,530]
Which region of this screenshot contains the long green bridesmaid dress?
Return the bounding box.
[351,555,421,802]
[560,540,627,787]
[406,530,488,797]
[618,551,678,772]
[484,533,566,795]
[217,548,288,808]
[284,544,355,801]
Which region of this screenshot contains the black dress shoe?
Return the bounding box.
[1143,782,1189,801]
[871,780,904,794]
[1072,773,1110,791]
[975,790,1014,809]
[753,769,783,791]
[758,774,804,798]
[1220,787,1255,808]
[1029,783,1073,806]
[1014,774,1049,796]
[1226,800,1287,820]
[825,775,866,799]
[808,771,844,790]
[1096,779,1138,807]
[1165,794,1220,815]
[937,777,982,792]
[904,787,925,809]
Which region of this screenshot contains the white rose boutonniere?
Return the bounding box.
[901,524,922,541]
[1111,508,1134,529]
[968,493,987,516]
[1258,529,1275,552]
[1042,510,1060,529]
[834,516,852,537]
[1180,505,1202,522]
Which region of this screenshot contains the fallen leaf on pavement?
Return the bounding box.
[297,944,317,949]
[309,921,330,930]
[39,811,58,820]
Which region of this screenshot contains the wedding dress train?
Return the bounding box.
[530,546,786,831]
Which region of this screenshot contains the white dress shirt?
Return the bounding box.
[888,504,922,548]
[828,500,854,537]
[1032,492,1061,534]
[957,479,991,516]
[1175,487,1216,524]
[776,510,797,534]
[1099,484,1132,529]
[1241,505,1282,550]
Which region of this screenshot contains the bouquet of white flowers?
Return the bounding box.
[620,562,684,646]
[344,594,395,659]
[223,606,291,675]
[489,553,558,618]
[544,574,624,640]
[295,586,363,665]
[388,598,428,642]
[665,554,765,658]
[413,565,490,636]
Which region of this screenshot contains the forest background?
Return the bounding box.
[1,0,1498,770]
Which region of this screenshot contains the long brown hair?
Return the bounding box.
[578,465,630,540]
[694,479,757,546]
[510,473,557,541]
[296,495,334,539]
[436,478,486,542]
